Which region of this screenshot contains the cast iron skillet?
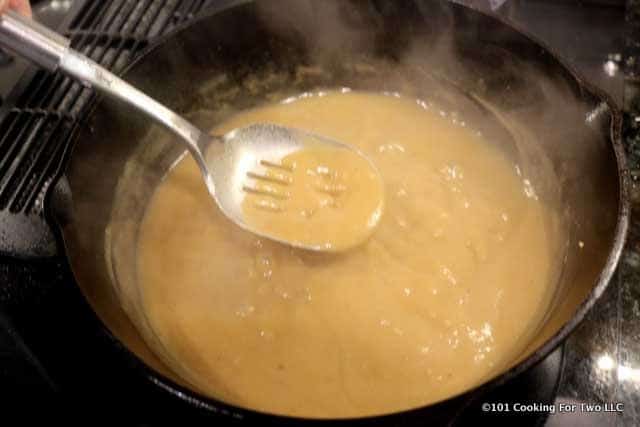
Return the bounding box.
[49,0,629,425]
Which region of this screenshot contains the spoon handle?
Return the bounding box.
[0,11,207,159]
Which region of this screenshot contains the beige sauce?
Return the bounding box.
[242,145,384,251]
[136,91,557,418]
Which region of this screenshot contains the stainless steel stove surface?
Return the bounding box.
[0,1,636,426]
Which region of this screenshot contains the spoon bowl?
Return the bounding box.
[201,124,382,251]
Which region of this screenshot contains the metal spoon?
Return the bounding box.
[0,11,382,251]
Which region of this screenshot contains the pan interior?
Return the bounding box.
[62,0,622,419]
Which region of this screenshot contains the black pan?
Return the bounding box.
[49,0,628,425]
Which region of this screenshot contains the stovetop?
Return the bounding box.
[0,1,637,426]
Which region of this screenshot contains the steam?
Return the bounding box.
[256,0,375,58]
[251,0,610,209]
